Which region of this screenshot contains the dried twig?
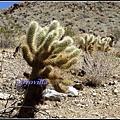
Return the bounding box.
[0,105,34,114]
[3,82,13,114]
[81,51,119,87]
[13,43,21,58]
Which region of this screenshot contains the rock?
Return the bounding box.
[113,80,118,84]
[70,70,77,75]
[0,89,2,92]
[73,83,84,90]
[16,84,25,95]
[0,93,13,100]
[67,86,78,97]
[112,89,119,95]
[102,84,107,87]
[112,74,119,79]
[109,80,118,86]
[11,55,15,59]
[92,92,97,97]
[108,81,115,85]
[43,89,67,101]
[2,74,7,78]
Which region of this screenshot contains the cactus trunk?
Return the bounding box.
[17,68,47,118]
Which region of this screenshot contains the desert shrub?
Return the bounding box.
[81,51,120,87]
[108,27,120,47]
[0,14,22,48]
[64,25,75,37]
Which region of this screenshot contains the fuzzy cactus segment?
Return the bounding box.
[67,49,80,59]
[36,27,46,48]
[43,30,58,51]
[38,65,53,78]
[52,36,73,48]
[60,58,78,69]
[48,20,60,32]
[22,45,33,66]
[79,33,112,53]
[97,36,112,52]
[26,21,39,54]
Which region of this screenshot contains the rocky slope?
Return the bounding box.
[0,1,120,39]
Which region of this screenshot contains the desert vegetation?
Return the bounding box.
[0,14,23,48]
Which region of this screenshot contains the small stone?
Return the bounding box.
[102,84,107,87]
[2,74,7,78]
[71,70,76,75]
[73,83,84,90]
[11,55,15,59]
[114,80,118,84]
[113,74,119,78]
[43,89,67,101]
[0,54,2,58]
[113,89,119,95]
[67,86,78,96]
[0,93,13,100]
[92,92,97,97]
[0,89,2,92]
[109,81,115,85]
[97,100,102,104]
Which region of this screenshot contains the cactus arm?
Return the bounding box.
[54,84,67,93]
[26,21,39,54]
[52,36,73,48]
[36,27,46,48]
[48,20,60,32]
[53,47,66,54]
[60,58,78,69]
[61,79,73,86]
[42,30,58,51]
[67,49,80,59]
[43,54,68,66]
[22,45,33,66]
[38,65,53,78]
[56,26,65,40]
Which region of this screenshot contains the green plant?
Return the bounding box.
[109,27,120,44]
[17,20,80,118]
[0,14,22,48]
[78,33,112,53]
[97,36,111,52]
[64,25,75,37]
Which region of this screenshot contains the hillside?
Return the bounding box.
[0,1,120,118]
[0,1,120,46]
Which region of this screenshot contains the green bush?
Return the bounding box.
[0,14,22,48]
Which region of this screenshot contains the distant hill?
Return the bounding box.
[0,1,120,48]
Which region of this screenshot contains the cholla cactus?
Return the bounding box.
[18,20,80,118]
[79,33,112,53]
[97,36,111,52]
[79,33,98,53]
[22,20,80,92]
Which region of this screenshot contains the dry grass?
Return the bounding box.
[81,50,120,87]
